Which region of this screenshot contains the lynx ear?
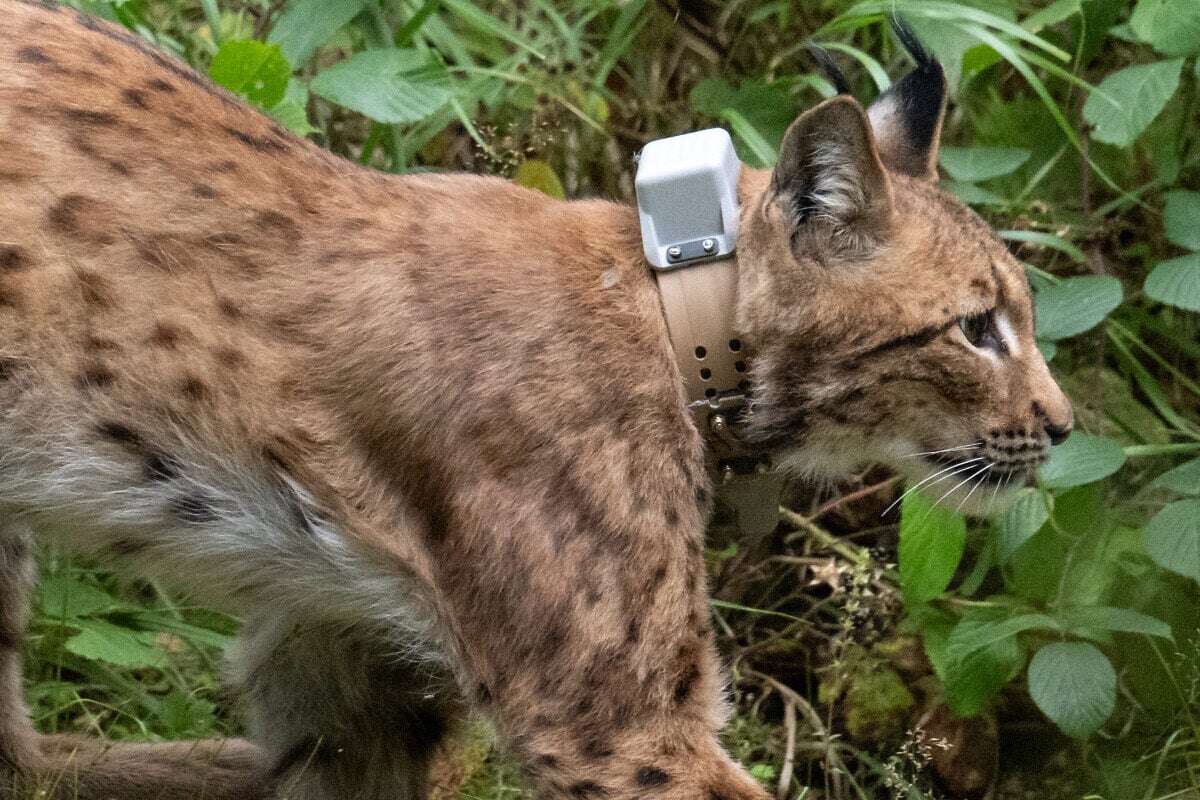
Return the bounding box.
[771,96,892,255]
[866,19,947,180]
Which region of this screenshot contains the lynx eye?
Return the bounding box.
[957,310,994,348]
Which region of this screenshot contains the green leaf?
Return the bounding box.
[1000,230,1086,263]
[1163,190,1200,250]
[944,612,1061,665]
[1022,0,1081,33]
[513,160,565,199]
[1028,642,1116,737]
[1033,276,1123,340]
[941,624,1026,716]
[1056,606,1173,639]
[64,619,165,669]
[1130,0,1200,56]
[208,40,291,109]
[38,576,123,619]
[1082,59,1183,147]
[1144,253,1200,312]
[943,180,1006,206]
[268,0,364,67]
[1036,339,1057,361]
[899,490,967,605]
[1153,458,1200,495]
[939,146,1030,182]
[720,108,777,168]
[1144,499,1200,582]
[311,49,452,124]
[440,0,544,59]
[1039,433,1127,488]
[129,612,233,651]
[996,488,1051,562]
[269,101,316,136]
[689,79,793,165]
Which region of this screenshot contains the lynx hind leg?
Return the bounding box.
[0,521,269,800]
[0,522,39,790]
[235,616,457,800]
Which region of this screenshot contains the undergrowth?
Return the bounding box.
[25,1,1200,799]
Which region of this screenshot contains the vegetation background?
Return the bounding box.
[27,0,1200,798]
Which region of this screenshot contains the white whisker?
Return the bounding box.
[900,443,981,460]
[955,464,993,513]
[987,470,1005,515]
[880,458,984,518]
[934,462,994,509]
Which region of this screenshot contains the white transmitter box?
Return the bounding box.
[634,128,742,270]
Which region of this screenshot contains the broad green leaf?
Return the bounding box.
[1163,190,1200,250]
[1056,606,1173,639]
[1144,253,1200,312]
[996,488,1051,562]
[513,160,565,199]
[939,146,1030,182]
[311,49,452,124]
[269,101,316,136]
[944,632,1025,716]
[899,490,967,605]
[1144,499,1200,582]
[130,613,233,651]
[208,40,291,109]
[1033,276,1123,340]
[269,77,316,136]
[1008,485,1104,602]
[1036,339,1057,361]
[38,576,123,619]
[944,612,1060,665]
[1153,458,1200,495]
[1130,0,1200,56]
[268,0,364,67]
[943,180,1006,206]
[1039,433,1126,488]
[64,619,165,669]
[1082,59,1183,147]
[1028,642,1116,737]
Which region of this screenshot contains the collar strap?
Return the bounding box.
[636,129,761,465]
[655,259,746,409]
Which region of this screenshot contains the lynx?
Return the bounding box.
[0,3,1072,799]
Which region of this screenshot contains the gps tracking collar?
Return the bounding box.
[635,129,782,536]
[635,129,751,435]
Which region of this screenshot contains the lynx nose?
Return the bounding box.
[1044,421,1071,446]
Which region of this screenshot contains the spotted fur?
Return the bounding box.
[0,3,1070,800]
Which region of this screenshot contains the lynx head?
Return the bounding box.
[734,25,1072,514]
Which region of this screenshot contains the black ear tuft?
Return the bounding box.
[865,16,947,180]
[807,45,851,96]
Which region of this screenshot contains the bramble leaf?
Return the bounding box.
[311,49,452,124]
[1028,642,1116,737]
[1039,433,1126,489]
[208,40,291,109]
[1083,59,1183,147]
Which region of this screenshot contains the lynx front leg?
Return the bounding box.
[433,478,769,800]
